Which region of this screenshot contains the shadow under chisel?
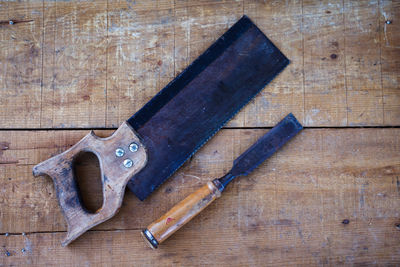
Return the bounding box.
[142,113,303,249]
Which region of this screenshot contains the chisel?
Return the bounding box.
[142,113,303,248]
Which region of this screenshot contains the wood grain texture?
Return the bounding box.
[1,0,400,266]
[344,0,383,126]
[41,0,108,128]
[32,122,147,246]
[1,128,399,265]
[380,0,400,125]
[0,0,43,128]
[146,181,222,246]
[0,0,399,128]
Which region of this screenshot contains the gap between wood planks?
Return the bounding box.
[0,126,398,131]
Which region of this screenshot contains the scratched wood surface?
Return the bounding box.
[0,0,399,128]
[0,128,400,265]
[1,0,400,266]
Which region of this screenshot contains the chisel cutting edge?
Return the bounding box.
[142,113,303,249]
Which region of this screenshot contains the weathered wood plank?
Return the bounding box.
[1,0,399,128]
[0,0,43,128]
[344,0,383,125]
[106,0,176,128]
[380,0,400,125]
[303,0,343,16]
[40,0,108,128]
[0,128,399,265]
[0,1,399,266]
[303,8,347,126]
[1,221,399,267]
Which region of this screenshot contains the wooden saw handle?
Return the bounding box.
[33,122,147,246]
[142,180,222,248]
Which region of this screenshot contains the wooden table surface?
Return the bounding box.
[1,0,399,266]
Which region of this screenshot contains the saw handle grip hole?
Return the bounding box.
[73,151,103,213]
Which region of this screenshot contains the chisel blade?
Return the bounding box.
[231,113,303,177]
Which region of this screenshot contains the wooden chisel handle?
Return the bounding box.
[142,180,223,249]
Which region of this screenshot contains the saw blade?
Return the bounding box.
[127,15,289,200]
